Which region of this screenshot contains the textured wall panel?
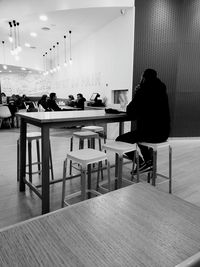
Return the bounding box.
[134,0,200,136]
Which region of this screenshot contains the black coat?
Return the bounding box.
[126,78,170,142]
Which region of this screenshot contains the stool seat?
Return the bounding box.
[62,148,111,207]
[139,141,170,150]
[102,141,139,189]
[81,126,104,133]
[73,130,98,138]
[26,132,41,140]
[103,141,137,156]
[67,149,107,168]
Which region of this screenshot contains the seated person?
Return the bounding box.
[27,102,38,112]
[1,92,7,104]
[38,94,51,111]
[47,93,62,111]
[116,68,170,172]
[74,93,86,110]
[65,95,75,107]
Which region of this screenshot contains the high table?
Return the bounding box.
[17,110,129,214]
[1,183,200,267]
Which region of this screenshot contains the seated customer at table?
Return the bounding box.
[74,93,86,110]
[66,95,75,107]
[47,93,62,111]
[38,94,51,111]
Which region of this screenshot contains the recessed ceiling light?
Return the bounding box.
[39,15,48,21]
[21,67,26,70]
[9,70,12,73]
[25,43,31,47]
[30,32,37,37]
[0,70,2,73]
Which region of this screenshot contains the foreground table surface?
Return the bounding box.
[1,183,200,267]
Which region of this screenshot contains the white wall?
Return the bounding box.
[0,7,134,109]
[50,7,134,105]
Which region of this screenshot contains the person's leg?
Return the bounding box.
[116,131,144,163]
[138,144,152,164]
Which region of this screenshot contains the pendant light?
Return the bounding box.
[56,42,60,70]
[2,41,7,70]
[64,35,67,67]
[69,30,72,65]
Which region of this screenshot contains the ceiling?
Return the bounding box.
[0,0,133,73]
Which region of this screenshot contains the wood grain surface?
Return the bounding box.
[1,183,200,267]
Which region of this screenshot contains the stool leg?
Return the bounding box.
[36,139,41,177]
[87,164,92,198]
[17,139,20,182]
[152,150,157,186]
[169,146,172,194]
[96,162,100,190]
[49,141,54,180]
[28,141,32,183]
[98,136,102,151]
[107,160,111,191]
[81,167,87,201]
[61,159,67,207]
[135,150,140,183]
[98,137,104,180]
[80,138,84,149]
[115,154,118,178]
[117,155,123,189]
[69,137,73,175]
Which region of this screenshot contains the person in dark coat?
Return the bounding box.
[38,94,51,111]
[74,93,86,110]
[47,92,62,111]
[116,68,170,171]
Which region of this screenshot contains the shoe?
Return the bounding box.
[132,160,153,175]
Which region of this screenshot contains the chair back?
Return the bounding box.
[0,105,12,118]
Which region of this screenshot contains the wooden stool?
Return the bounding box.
[17,132,54,183]
[61,148,111,207]
[69,130,102,175]
[81,125,106,144]
[102,141,139,189]
[138,141,172,193]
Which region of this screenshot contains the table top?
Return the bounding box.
[16,109,128,124]
[1,183,200,267]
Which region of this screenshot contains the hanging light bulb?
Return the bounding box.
[13,20,18,55]
[63,35,67,67]
[49,48,53,73]
[69,30,72,65]
[56,42,60,70]
[16,22,22,53]
[2,41,7,70]
[53,45,57,72]
[8,22,13,43]
[45,52,49,75]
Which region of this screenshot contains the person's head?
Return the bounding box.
[77,93,83,100]
[68,95,74,100]
[1,92,6,97]
[41,94,48,100]
[141,69,157,83]
[49,92,56,100]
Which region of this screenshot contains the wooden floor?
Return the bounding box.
[0,126,200,229]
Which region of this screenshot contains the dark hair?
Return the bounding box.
[77,93,83,98]
[49,92,56,99]
[143,69,157,81]
[41,94,48,100]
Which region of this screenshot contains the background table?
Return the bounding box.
[17,110,130,214]
[1,183,200,267]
